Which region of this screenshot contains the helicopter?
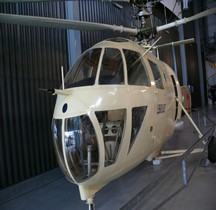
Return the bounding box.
[1,1,216,209]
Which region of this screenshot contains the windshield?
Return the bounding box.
[99,48,124,85]
[52,115,99,183]
[65,48,102,88]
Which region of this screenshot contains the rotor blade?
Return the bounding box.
[0,0,64,2]
[156,38,195,48]
[142,38,195,49]
[0,0,130,2]
[157,7,216,32]
[0,13,138,35]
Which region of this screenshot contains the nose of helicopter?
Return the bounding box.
[51,91,100,183]
[51,92,127,184]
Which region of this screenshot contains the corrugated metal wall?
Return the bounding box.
[78,1,132,51]
[0,2,68,189]
[0,0,133,190]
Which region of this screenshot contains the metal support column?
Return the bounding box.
[178,25,188,86]
[87,198,95,210]
[65,1,81,68]
[193,1,205,106]
[171,43,178,75]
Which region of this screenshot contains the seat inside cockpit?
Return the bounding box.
[95,109,126,167]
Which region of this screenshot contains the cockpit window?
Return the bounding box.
[123,49,150,86]
[128,106,147,153]
[52,116,99,183]
[148,59,164,89]
[64,48,101,88]
[99,48,124,85]
[52,119,73,182]
[64,115,99,182]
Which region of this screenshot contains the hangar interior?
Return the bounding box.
[0,0,216,209]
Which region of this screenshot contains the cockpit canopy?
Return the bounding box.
[64,42,151,88]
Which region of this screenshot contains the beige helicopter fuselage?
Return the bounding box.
[1,4,215,207]
[52,38,182,201]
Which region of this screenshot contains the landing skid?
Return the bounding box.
[158,148,204,160]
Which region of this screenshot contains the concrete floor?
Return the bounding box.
[0,105,215,210]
